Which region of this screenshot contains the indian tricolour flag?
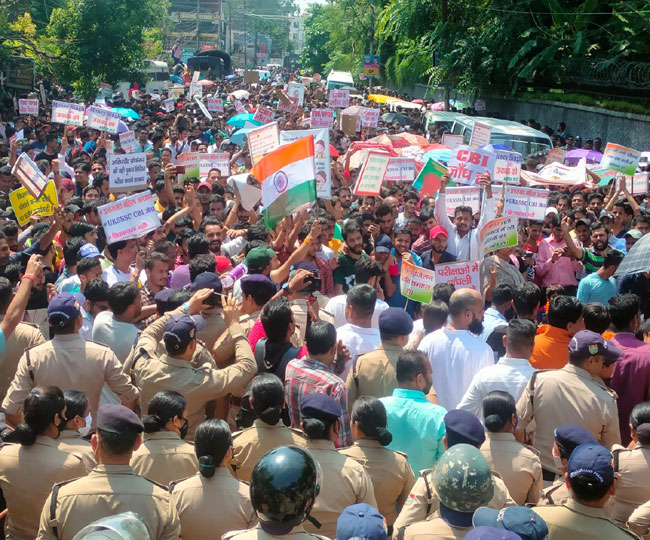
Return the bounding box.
[251,135,317,228]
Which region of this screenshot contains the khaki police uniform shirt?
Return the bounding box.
[56,429,97,473]
[37,464,180,540]
[610,443,650,525]
[516,364,621,474]
[223,524,330,540]
[537,479,570,507]
[130,431,198,486]
[393,469,516,531]
[231,419,306,482]
[627,500,650,539]
[197,308,227,351]
[402,516,472,540]
[0,317,44,401]
[2,334,139,428]
[480,432,543,505]
[171,468,256,540]
[345,343,402,406]
[339,438,416,526]
[212,311,261,368]
[534,499,641,540]
[0,435,87,540]
[302,439,377,539]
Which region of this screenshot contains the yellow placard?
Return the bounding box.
[9,181,58,226]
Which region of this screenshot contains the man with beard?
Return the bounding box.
[421,226,456,270]
[417,288,493,410]
[337,186,353,216]
[333,220,368,294]
[138,253,170,330]
[562,219,614,275]
[200,217,223,255]
[387,227,423,316]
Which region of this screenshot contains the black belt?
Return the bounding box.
[542,469,557,482]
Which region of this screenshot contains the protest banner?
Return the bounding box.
[537,159,587,186]
[207,97,224,113]
[18,99,39,116]
[309,109,334,129]
[234,100,246,114]
[119,131,138,154]
[189,82,202,98]
[361,107,380,128]
[341,114,358,136]
[277,95,298,113]
[469,122,491,147]
[163,98,175,113]
[248,122,280,165]
[441,134,464,149]
[287,82,305,106]
[9,181,58,227]
[194,97,212,120]
[447,145,495,185]
[329,89,350,108]
[400,260,436,304]
[51,101,85,126]
[227,173,261,211]
[199,153,231,177]
[87,105,121,134]
[280,128,331,199]
[98,192,161,244]
[601,143,641,176]
[503,186,549,220]
[434,260,481,291]
[384,158,415,182]
[253,106,274,125]
[480,216,518,256]
[244,70,260,84]
[11,153,49,199]
[169,86,185,99]
[545,148,566,165]
[414,159,447,196]
[353,152,391,196]
[632,173,649,195]
[445,186,481,216]
[492,150,523,184]
[177,152,200,180]
[108,152,148,191]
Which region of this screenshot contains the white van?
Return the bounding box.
[422,111,467,132]
[326,70,354,90]
[142,60,170,94]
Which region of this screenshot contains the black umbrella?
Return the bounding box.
[382,112,409,125]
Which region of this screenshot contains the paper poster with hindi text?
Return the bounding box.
[469,122,491,148]
[441,134,464,149]
[11,153,49,199]
[51,101,85,126]
[253,107,274,125]
[310,109,334,129]
[287,82,305,106]
[445,186,482,217]
[207,97,224,113]
[163,98,175,113]
[361,108,380,128]
[98,192,161,244]
[329,89,350,108]
[280,128,331,199]
[200,153,231,177]
[87,106,121,134]
[447,146,494,185]
[480,216,518,256]
[384,158,415,183]
[632,173,649,195]
[177,152,200,180]
[9,181,58,227]
[354,152,390,196]
[108,152,148,191]
[601,143,641,176]
[434,260,481,291]
[248,122,280,165]
[119,131,138,154]
[19,99,39,116]
[492,150,523,184]
[503,186,549,221]
[400,260,436,304]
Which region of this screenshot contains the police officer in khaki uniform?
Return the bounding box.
[193,273,227,351]
[231,373,306,482]
[628,500,650,539]
[393,409,516,531]
[56,390,97,473]
[346,308,412,407]
[517,330,622,480]
[2,293,139,429]
[171,419,256,540]
[37,403,181,540]
[534,444,641,540]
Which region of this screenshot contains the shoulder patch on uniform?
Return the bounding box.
[141,476,169,491]
[393,449,409,459]
[53,476,80,489]
[523,443,540,456]
[289,427,307,438]
[419,468,433,479]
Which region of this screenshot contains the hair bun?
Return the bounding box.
[484,413,506,432]
[199,455,216,478]
[375,427,393,446]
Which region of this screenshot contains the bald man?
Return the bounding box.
[417,289,493,409]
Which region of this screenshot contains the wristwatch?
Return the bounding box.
[181,301,191,314]
[281,282,291,295]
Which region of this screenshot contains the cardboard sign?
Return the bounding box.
[545,148,566,165]
[200,153,231,177]
[353,152,391,196]
[108,152,148,191]
[234,100,246,114]
[469,122,491,147]
[244,70,260,84]
[632,173,649,195]
[87,105,121,134]
[441,134,464,149]
[492,150,523,184]
[341,114,359,136]
[119,131,138,154]
[98,192,161,244]
[253,106,274,125]
[361,108,380,128]
[400,260,436,304]
[503,186,549,221]
[280,128,331,199]
[434,260,481,291]
[287,82,305,106]
[309,109,334,129]
[51,101,85,126]
[329,89,350,108]
[384,157,415,182]
[18,99,39,116]
[445,186,481,216]
[163,98,175,113]
[189,82,203,98]
[207,97,224,113]
[447,145,495,185]
[248,122,280,165]
[177,152,200,180]
[11,153,49,199]
[601,143,641,176]
[9,181,58,226]
[480,216,518,256]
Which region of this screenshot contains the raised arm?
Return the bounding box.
[560,215,583,260]
[434,173,456,233]
[1,255,43,342]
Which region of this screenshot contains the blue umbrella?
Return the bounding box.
[112,107,140,120]
[170,75,184,84]
[230,127,257,146]
[422,148,452,164]
[227,113,260,128]
[225,74,238,80]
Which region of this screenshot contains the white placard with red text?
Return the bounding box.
[309,109,334,129]
[87,106,122,134]
[19,99,39,116]
[200,153,231,177]
[434,260,481,291]
[207,97,224,113]
[329,89,350,108]
[447,145,495,185]
[98,192,161,244]
[469,122,492,147]
[51,101,85,126]
[361,108,380,128]
[253,107,274,125]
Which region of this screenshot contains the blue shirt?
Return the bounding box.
[0,328,5,355]
[380,388,447,475]
[577,272,618,305]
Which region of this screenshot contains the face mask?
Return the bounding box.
[79,413,92,438]
[468,315,484,336]
[553,455,564,472]
[179,420,189,440]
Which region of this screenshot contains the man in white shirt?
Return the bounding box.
[479,283,514,361]
[418,288,493,409]
[458,318,538,419]
[103,239,139,286]
[434,172,495,261]
[335,284,381,379]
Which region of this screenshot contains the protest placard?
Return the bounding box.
[434,260,481,291]
[277,95,298,113]
[244,70,260,84]
[441,134,464,149]
[341,114,358,136]
[11,153,49,199]
[253,106,274,125]
[414,159,446,196]
[545,148,566,165]
[108,152,148,191]
[469,122,491,147]
[329,89,350,108]
[104,140,114,154]
[199,153,231,177]
[163,98,175,113]
[169,86,185,99]
[207,97,224,113]
[227,173,262,211]
[98,192,161,244]
[280,128,331,199]
[480,216,518,256]
[51,101,85,126]
[309,109,334,129]
[353,152,391,196]
[119,131,138,154]
[18,99,39,116]
[9,181,58,227]
[194,97,212,120]
[601,143,641,176]
[87,105,121,134]
[287,82,305,106]
[632,173,649,195]
[189,82,202,98]
[361,108,380,128]
[447,145,495,185]
[503,186,549,220]
[400,260,437,304]
[234,100,246,114]
[445,186,481,216]
[177,152,200,180]
[537,159,587,185]
[384,158,415,182]
[248,122,280,165]
[492,150,523,184]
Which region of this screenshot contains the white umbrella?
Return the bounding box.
[230,90,250,100]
